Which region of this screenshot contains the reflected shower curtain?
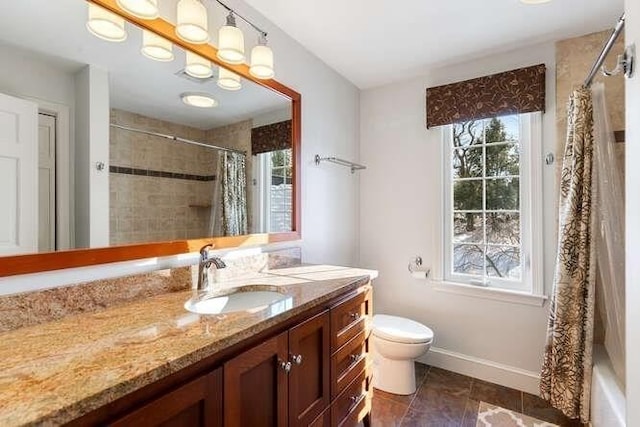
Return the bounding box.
[208,152,247,237]
[540,87,596,422]
[592,82,625,384]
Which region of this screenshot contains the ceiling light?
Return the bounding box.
[185,51,213,78]
[181,92,218,108]
[116,0,159,19]
[250,35,274,79]
[217,12,245,64]
[86,3,127,42]
[176,0,210,44]
[217,67,242,90]
[141,30,174,61]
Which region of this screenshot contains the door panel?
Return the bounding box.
[0,93,38,255]
[289,310,331,427]
[38,113,56,252]
[224,331,289,427]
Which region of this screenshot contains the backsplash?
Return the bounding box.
[0,246,302,333]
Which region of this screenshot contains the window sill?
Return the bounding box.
[431,280,548,307]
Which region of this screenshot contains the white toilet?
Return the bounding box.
[372,314,434,395]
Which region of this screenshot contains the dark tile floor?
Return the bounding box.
[367,363,584,427]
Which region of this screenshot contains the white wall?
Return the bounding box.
[625,0,639,424]
[359,42,558,393]
[74,66,110,248]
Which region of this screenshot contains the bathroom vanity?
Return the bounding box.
[0,267,374,426]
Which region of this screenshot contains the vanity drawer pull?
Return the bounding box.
[350,393,366,404]
[279,360,292,373]
[291,354,303,365]
[349,312,360,320]
[349,354,360,363]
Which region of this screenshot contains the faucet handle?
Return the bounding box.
[199,243,213,259]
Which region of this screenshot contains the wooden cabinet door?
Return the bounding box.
[288,310,331,427]
[224,331,289,427]
[108,368,222,427]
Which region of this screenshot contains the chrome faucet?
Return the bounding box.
[197,244,227,291]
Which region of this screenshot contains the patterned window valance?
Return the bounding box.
[251,120,292,155]
[426,64,546,128]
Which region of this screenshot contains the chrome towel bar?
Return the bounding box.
[314,155,366,174]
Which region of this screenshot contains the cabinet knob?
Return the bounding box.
[350,354,360,363]
[350,312,360,320]
[291,354,303,365]
[280,360,292,373]
[350,394,364,404]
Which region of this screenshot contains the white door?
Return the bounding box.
[38,113,56,252]
[0,93,38,255]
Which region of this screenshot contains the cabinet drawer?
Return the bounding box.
[309,408,330,427]
[331,330,367,399]
[331,290,370,351]
[331,370,368,427]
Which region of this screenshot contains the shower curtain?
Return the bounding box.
[540,87,596,422]
[592,82,626,385]
[208,151,248,237]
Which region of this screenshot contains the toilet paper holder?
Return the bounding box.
[408,256,430,278]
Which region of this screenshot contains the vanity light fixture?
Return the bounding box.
[250,34,274,79]
[176,0,210,44]
[217,12,245,64]
[185,51,213,78]
[116,0,159,19]
[217,67,242,90]
[181,92,218,108]
[86,3,127,42]
[141,30,174,61]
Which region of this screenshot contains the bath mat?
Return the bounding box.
[476,401,559,427]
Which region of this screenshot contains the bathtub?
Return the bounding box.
[591,345,626,427]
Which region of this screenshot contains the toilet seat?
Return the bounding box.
[372,314,433,345]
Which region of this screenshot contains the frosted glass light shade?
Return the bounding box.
[87,3,127,42]
[217,67,242,91]
[250,45,274,79]
[176,0,209,44]
[217,25,245,64]
[185,51,213,78]
[116,0,159,19]
[181,93,218,108]
[141,30,174,61]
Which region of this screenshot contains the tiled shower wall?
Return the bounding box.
[109,109,253,245]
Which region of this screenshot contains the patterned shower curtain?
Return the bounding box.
[540,87,596,422]
[219,151,248,236]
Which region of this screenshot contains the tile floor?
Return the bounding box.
[367,363,584,427]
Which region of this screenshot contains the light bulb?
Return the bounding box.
[181,93,218,108]
[87,3,127,42]
[250,38,274,79]
[217,67,242,90]
[217,13,245,64]
[185,51,213,78]
[116,0,159,19]
[141,30,174,61]
[176,0,209,44]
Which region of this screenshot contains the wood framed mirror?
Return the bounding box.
[0,0,301,277]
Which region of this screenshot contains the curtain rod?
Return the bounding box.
[584,13,625,87]
[110,123,246,155]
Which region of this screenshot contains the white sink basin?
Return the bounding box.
[184,286,292,315]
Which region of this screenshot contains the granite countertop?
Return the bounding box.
[0,265,377,426]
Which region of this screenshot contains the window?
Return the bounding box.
[254,148,293,233]
[443,113,542,293]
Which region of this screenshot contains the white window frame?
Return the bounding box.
[253,149,293,234]
[442,112,544,296]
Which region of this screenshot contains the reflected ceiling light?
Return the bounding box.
[250,35,274,79]
[185,51,213,78]
[116,0,159,19]
[181,92,218,108]
[86,3,127,42]
[217,12,245,64]
[141,30,174,61]
[176,0,210,44]
[217,67,242,91]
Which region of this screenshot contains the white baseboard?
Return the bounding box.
[419,346,541,395]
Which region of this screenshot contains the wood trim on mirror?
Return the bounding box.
[0,1,301,278]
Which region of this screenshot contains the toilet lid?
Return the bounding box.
[372,314,434,344]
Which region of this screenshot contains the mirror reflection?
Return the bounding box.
[0,0,293,256]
